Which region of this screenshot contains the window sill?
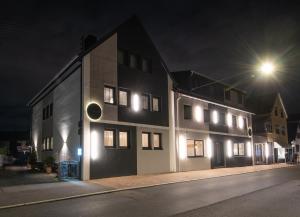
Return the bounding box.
[142,147,152,150]
[187,155,204,158]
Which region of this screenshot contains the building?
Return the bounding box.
[247,93,288,164]
[28,16,254,180]
[171,70,253,171]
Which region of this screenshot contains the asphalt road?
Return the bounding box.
[1,166,300,217]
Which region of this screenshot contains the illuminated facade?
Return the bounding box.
[28,16,254,180]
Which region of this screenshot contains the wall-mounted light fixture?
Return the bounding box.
[206,137,213,158]
[226,113,232,128]
[91,131,99,160]
[227,140,232,158]
[238,115,244,129]
[86,102,102,121]
[194,105,203,123]
[132,94,140,112]
[265,143,269,159]
[212,110,219,124]
[246,141,252,157]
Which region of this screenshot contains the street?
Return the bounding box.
[1,166,300,217]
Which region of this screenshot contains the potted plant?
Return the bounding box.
[44,156,55,174]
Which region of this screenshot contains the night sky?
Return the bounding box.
[1,0,300,131]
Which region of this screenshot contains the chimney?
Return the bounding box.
[81,35,98,52]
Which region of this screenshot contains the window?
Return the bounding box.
[280,110,284,118]
[238,93,243,104]
[238,143,245,155]
[104,130,115,147]
[219,112,225,125]
[274,107,278,116]
[234,143,245,156]
[117,49,124,65]
[129,54,137,68]
[153,133,162,149]
[142,94,149,110]
[187,139,204,157]
[275,125,280,134]
[49,103,53,117]
[119,131,128,148]
[204,109,210,123]
[43,139,46,150]
[265,122,272,133]
[142,132,151,149]
[281,126,286,135]
[142,58,151,73]
[232,115,237,128]
[43,108,46,120]
[104,86,115,104]
[46,105,49,119]
[119,90,128,106]
[184,105,192,120]
[50,137,53,150]
[225,90,231,100]
[152,96,160,112]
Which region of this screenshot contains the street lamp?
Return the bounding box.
[259,61,276,76]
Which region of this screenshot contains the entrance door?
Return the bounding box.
[213,142,225,168]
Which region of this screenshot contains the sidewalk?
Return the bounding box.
[0,163,293,209]
[90,163,292,189]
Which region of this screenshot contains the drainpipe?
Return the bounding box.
[175,93,182,172]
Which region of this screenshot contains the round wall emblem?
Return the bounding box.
[86,103,102,120]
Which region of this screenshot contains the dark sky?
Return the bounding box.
[1,0,300,131]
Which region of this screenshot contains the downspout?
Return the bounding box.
[175,93,182,172]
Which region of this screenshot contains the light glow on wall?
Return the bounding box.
[132,94,140,112]
[238,115,244,129]
[265,143,269,159]
[246,141,252,157]
[227,140,232,158]
[206,137,213,158]
[212,110,219,124]
[226,113,233,128]
[91,131,99,160]
[194,105,203,123]
[179,134,187,160]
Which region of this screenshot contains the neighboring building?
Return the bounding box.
[28,16,254,180]
[247,93,288,164]
[172,71,253,171]
[0,131,29,164]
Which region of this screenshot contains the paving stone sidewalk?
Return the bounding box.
[90,163,293,189]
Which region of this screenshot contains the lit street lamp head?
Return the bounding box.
[259,61,275,75]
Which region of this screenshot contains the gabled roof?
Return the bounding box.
[246,92,287,117]
[28,15,173,107]
[171,70,246,93]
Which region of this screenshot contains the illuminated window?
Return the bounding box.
[50,137,53,150]
[104,130,115,147]
[153,133,162,149]
[152,97,160,112]
[130,54,137,68]
[184,105,192,120]
[119,90,128,106]
[187,139,204,157]
[119,131,128,148]
[239,143,245,155]
[142,132,151,149]
[104,86,115,104]
[142,94,149,110]
[233,143,239,156]
[234,143,245,156]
